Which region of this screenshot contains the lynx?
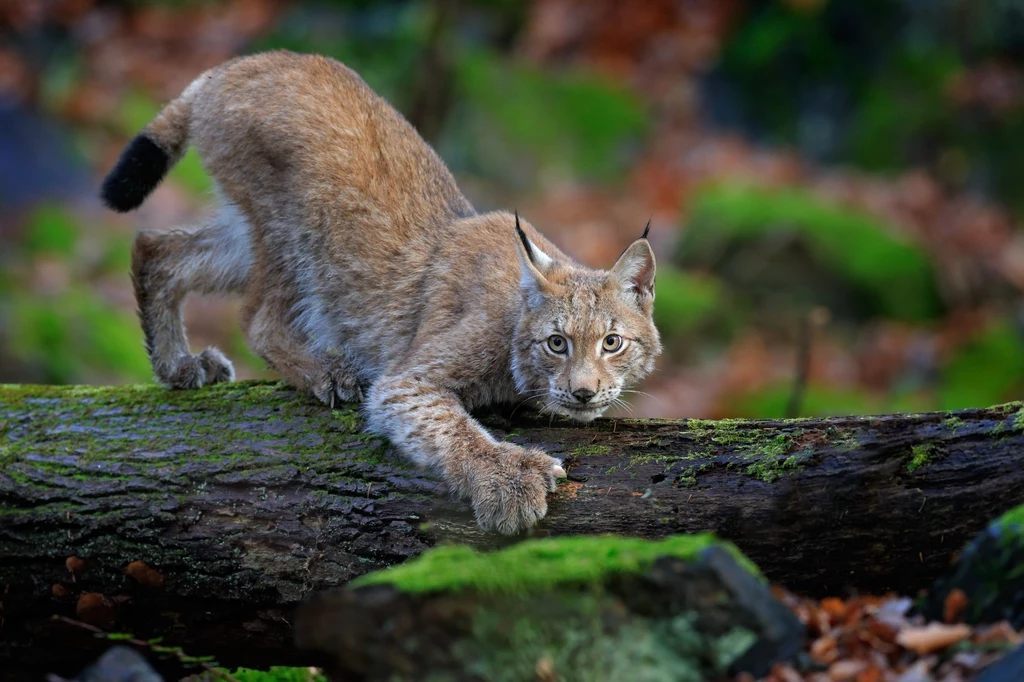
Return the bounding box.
[100,51,661,534]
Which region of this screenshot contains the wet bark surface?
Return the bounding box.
[2,381,1023,678]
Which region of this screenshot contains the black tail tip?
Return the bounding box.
[100,134,170,213]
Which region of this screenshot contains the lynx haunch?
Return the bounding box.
[100,51,661,534]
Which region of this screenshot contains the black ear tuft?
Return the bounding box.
[515,209,537,264]
[641,218,651,240]
[100,134,170,213]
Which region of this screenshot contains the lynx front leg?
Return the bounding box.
[366,374,566,534]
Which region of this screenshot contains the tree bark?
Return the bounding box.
[1,381,1023,678]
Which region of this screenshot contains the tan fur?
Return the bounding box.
[119,51,661,534]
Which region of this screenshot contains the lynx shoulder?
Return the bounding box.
[101,50,661,534]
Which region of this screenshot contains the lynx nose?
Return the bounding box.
[572,388,596,404]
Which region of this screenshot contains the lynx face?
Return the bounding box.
[512,223,661,422]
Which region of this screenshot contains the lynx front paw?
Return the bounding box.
[160,347,235,389]
[470,444,566,535]
[311,367,364,408]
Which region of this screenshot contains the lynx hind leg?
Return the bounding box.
[131,206,252,389]
[244,302,364,407]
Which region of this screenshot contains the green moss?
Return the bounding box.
[907,443,937,473]
[997,504,1024,530]
[352,534,757,595]
[1013,407,1024,433]
[944,416,966,433]
[674,419,817,483]
[0,381,385,479]
[441,595,736,682]
[743,434,799,483]
[573,444,611,456]
[218,668,326,682]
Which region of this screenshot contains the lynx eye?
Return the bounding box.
[602,334,624,353]
[547,335,568,354]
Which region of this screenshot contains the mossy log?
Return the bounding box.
[2,381,1024,678]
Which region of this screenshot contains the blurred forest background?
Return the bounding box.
[2,0,1024,419]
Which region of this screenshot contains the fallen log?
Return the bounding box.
[1,381,1023,678]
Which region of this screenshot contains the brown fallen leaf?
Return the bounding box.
[973,620,1022,646]
[854,666,882,682]
[821,597,848,623]
[828,659,867,681]
[896,622,972,655]
[811,635,839,664]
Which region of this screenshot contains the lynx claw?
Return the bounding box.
[312,369,364,408]
[199,347,235,384]
[161,347,234,389]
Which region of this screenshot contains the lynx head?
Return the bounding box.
[511,214,662,422]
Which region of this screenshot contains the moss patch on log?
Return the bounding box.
[0,381,388,495]
[352,534,759,595]
[619,418,856,485]
[907,443,937,472]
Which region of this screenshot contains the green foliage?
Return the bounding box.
[848,46,961,171]
[22,204,80,258]
[255,4,647,184]
[172,148,214,195]
[681,183,942,322]
[95,233,134,276]
[734,384,877,419]
[651,266,728,340]
[940,321,1024,410]
[117,90,212,195]
[452,51,648,181]
[8,291,151,383]
[251,1,431,105]
[353,534,757,594]
[714,1,1024,218]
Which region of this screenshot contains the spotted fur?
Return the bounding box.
[101,51,662,534]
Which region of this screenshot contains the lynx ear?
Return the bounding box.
[514,211,555,308]
[611,232,656,312]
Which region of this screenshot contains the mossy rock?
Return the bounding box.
[295,535,803,682]
[924,504,1024,628]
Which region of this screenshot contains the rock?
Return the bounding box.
[974,644,1024,682]
[64,646,163,682]
[925,504,1024,628]
[295,534,804,682]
